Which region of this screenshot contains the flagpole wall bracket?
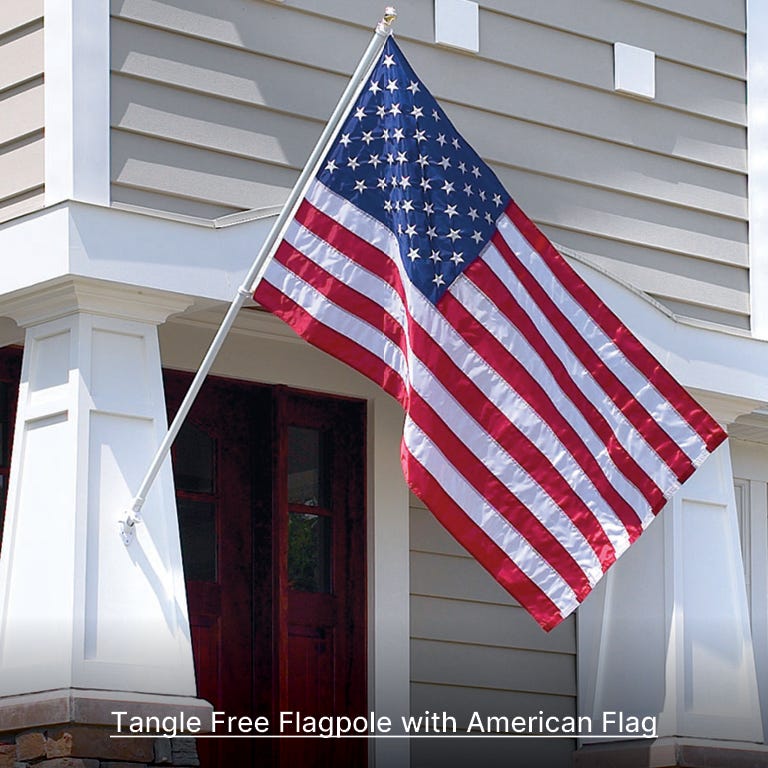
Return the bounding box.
[119,506,142,546]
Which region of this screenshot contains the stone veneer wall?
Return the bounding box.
[0,727,199,768]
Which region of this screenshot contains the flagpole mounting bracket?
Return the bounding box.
[119,506,142,546]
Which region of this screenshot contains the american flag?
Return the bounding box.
[254,37,727,630]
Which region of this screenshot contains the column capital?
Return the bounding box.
[688,388,767,429]
[0,278,194,328]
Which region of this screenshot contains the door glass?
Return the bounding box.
[287,426,328,507]
[177,498,217,582]
[288,512,331,593]
[175,422,215,493]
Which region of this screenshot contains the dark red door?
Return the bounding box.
[165,374,366,767]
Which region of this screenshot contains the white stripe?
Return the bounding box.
[451,269,645,547]
[483,240,680,499]
[262,259,409,388]
[403,417,579,617]
[410,356,604,585]
[497,215,705,463]
[284,217,409,335]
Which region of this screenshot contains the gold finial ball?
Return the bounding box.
[383,6,397,25]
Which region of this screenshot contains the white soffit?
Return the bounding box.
[434,0,479,54]
[614,42,656,99]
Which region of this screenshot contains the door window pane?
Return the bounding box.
[175,422,215,493]
[288,512,331,593]
[288,427,328,507]
[177,498,217,582]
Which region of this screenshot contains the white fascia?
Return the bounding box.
[748,0,768,340]
[44,0,110,206]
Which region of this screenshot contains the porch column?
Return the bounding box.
[0,279,210,726]
[576,394,768,766]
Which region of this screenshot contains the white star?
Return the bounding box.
[377,105,387,118]
[407,247,421,261]
[369,80,382,94]
[384,199,393,212]
[427,226,438,239]
[377,177,387,190]
[390,102,401,116]
[479,190,487,202]
[471,231,483,243]
[402,199,414,212]
[432,109,441,121]
[414,129,427,143]
[340,133,351,147]
[442,180,455,194]
[429,249,441,262]
[484,212,493,223]
[411,105,424,119]
[404,223,418,237]
[347,156,360,170]
[386,79,398,93]
[396,151,408,164]
[392,127,405,141]
[437,156,451,170]
[458,162,467,174]
[423,202,435,215]
[471,166,481,178]
[450,251,464,264]
[452,138,460,149]
[436,133,447,146]
[445,206,459,220]
[368,153,381,168]
[400,175,411,188]
[463,184,473,196]
[390,175,399,187]
[447,228,461,241]
[362,131,375,145]
[493,194,503,207]
[382,128,390,140]
[433,273,445,287]
[468,207,479,220]
[416,154,430,168]
[386,152,396,165]
[420,177,432,191]
[354,179,366,193]
[325,159,338,174]
[407,80,420,94]
[354,106,366,120]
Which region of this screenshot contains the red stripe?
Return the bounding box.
[505,200,726,453]
[492,229,696,483]
[402,444,567,631]
[408,316,615,565]
[273,240,409,360]
[409,390,593,599]
[440,278,641,546]
[254,278,408,407]
[295,200,408,306]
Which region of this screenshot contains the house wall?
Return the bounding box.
[109,0,748,329]
[0,1,44,224]
[410,497,576,767]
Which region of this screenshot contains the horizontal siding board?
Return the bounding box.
[500,169,748,267]
[649,297,750,330]
[112,130,294,210]
[0,80,45,147]
[0,25,44,93]
[112,75,320,169]
[448,105,747,219]
[0,0,43,37]
[411,638,576,696]
[411,506,468,558]
[411,595,574,654]
[110,184,241,219]
[481,0,745,78]
[0,188,44,226]
[0,137,44,202]
[411,550,519,607]
[629,0,745,31]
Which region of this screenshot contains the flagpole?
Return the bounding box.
[119,7,398,544]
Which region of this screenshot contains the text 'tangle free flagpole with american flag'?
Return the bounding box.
[118,7,399,545]
[123,7,726,632]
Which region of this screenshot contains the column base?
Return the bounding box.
[0,689,212,768]
[574,737,768,768]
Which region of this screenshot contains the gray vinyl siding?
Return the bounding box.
[109,0,748,329]
[410,501,576,768]
[0,2,44,224]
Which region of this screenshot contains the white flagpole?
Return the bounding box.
[119,7,398,544]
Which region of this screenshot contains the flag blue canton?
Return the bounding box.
[316,37,510,304]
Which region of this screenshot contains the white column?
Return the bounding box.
[578,395,765,762]
[0,280,198,698]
